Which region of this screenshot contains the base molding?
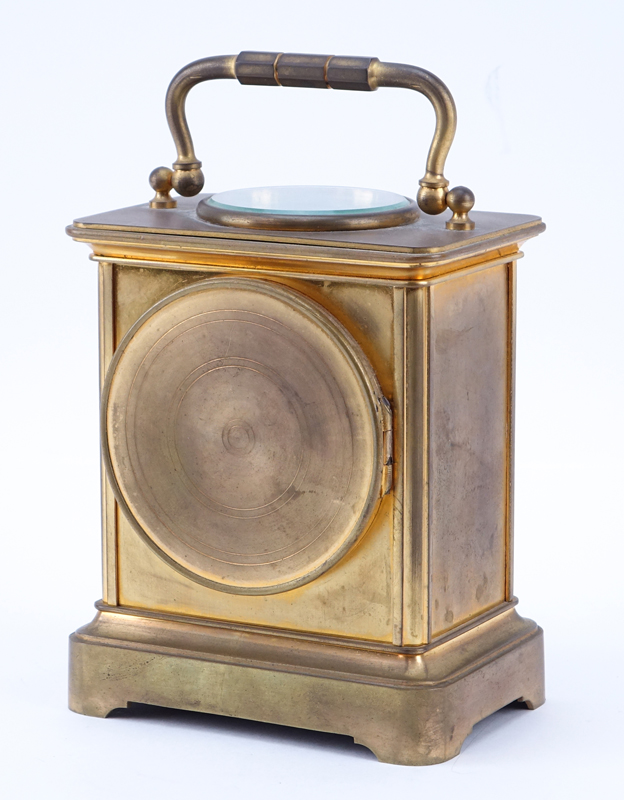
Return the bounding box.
[69,606,544,766]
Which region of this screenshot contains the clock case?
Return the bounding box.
[67,52,545,766]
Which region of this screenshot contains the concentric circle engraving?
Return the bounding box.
[103,277,387,594]
[222,419,255,457]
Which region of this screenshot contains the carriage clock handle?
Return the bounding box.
[149,52,475,231]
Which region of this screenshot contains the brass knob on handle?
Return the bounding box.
[171,165,205,198]
[445,186,475,230]
[149,167,177,209]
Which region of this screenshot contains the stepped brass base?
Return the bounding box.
[69,605,544,766]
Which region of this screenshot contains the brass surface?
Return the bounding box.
[104,277,389,595]
[148,167,177,209]
[87,247,524,289]
[109,270,397,642]
[69,235,545,760]
[70,606,544,766]
[445,186,476,231]
[68,54,545,766]
[156,52,473,220]
[98,263,117,603]
[116,491,397,641]
[81,251,531,646]
[428,265,509,635]
[69,197,545,283]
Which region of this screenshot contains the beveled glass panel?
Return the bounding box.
[207,185,410,216]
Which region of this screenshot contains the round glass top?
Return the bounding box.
[206,185,411,216]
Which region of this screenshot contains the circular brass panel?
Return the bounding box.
[104,278,386,595]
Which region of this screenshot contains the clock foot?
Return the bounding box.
[69,694,128,719]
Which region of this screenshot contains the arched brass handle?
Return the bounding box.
[149,52,475,229]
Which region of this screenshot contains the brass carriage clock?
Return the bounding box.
[68,52,545,765]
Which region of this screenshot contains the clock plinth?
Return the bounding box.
[68,52,545,765]
[70,606,543,766]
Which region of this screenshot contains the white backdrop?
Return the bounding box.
[1,1,622,797]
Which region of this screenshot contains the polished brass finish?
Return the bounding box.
[103,277,390,595]
[428,265,509,633]
[69,54,545,766]
[148,167,176,209]
[69,198,545,280]
[98,262,117,604]
[68,210,545,761]
[196,194,420,231]
[156,52,472,220]
[445,185,475,230]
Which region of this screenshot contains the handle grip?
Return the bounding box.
[149,51,474,227]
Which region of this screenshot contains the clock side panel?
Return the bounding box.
[427,263,511,637]
[101,262,400,643]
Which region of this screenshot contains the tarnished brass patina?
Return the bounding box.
[68,52,545,766]
[154,51,474,229]
[104,277,391,595]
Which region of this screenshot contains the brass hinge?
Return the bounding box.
[381,396,393,496]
